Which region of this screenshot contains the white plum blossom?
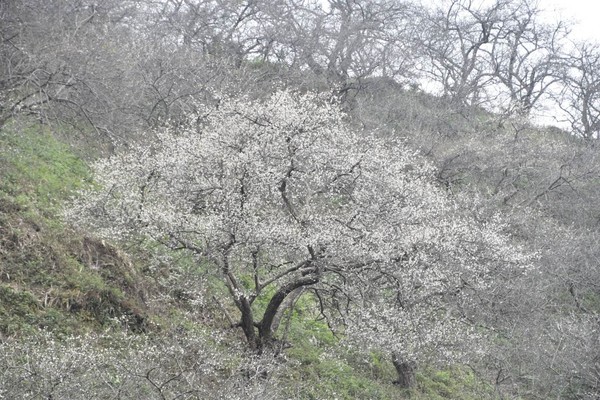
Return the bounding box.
[66,90,533,370]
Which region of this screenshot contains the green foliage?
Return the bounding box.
[272,295,396,399]
[410,367,497,400]
[0,119,90,213]
[0,283,86,337]
[0,118,149,336]
[0,284,39,336]
[284,355,399,399]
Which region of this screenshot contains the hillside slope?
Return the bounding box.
[0,117,502,399]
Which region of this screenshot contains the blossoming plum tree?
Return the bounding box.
[67,90,530,385]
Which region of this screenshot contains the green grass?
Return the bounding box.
[412,366,497,400]
[0,118,149,336]
[0,119,91,213]
[265,292,498,399]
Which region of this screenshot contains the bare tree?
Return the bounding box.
[146,0,278,64]
[258,0,418,97]
[488,0,568,116]
[556,42,600,139]
[0,0,150,139]
[417,0,513,107]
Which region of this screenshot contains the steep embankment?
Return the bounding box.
[0,118,149,336]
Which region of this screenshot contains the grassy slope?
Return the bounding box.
[0,117,498,399]
[0,118,150,336]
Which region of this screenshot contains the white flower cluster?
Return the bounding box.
[66,90,533,363]
[0,330,286,399]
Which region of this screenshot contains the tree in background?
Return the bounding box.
[556,42,600,139]
[415,0,510,107]
[0,0,141,134]
[488,0,568,116]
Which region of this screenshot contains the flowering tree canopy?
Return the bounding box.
[67,91,530,367]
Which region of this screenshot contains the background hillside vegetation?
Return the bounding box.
[1,0,599,398]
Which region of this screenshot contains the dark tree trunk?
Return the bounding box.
[258,276,318,349]
[239,297,258,349]
[392,352,416,388]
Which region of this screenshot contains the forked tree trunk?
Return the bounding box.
[392,352,416,388]
[227,273,319,352]
[258,276,318,349]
